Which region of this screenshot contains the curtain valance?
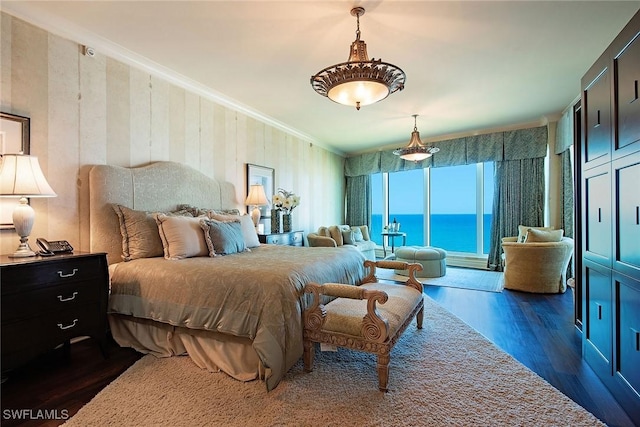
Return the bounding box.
[555,108,573,154]
[345,125,548,177]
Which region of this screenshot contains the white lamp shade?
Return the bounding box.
[244,184,268,206]
[0,154,56,257]
[0,154,56,197]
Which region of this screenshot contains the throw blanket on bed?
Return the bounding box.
[108,245,366,390]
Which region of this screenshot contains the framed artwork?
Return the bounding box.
[0,112,31,230]
[246,164,274,218]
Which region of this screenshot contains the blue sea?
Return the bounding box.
[371,214,492,254]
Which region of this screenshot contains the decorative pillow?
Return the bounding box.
[155,214,209,260]
[208,212,242,223]
[209,212,260,248]
[358,225,371,241]
[177,204,241,218]
[317,226,330,238]
[517,225,554,243]
[525,228,564,243]
[239,214,261,248]
[351,227,364,242]
[328,225,343,246]
[112,204,192,261]
[342,230,354,245]
[200,219,247,256]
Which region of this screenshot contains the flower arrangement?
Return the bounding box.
[272,188,300,214]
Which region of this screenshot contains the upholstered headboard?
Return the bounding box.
[89,161,238,265]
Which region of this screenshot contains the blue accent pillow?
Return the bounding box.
[200,219,247,256]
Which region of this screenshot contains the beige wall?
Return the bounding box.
[0,14,345,255]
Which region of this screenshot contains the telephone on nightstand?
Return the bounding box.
[36,238,74,256]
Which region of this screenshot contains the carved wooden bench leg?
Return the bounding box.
[303,340,315,372]
[377,353,390,392]
[417,306,424,329]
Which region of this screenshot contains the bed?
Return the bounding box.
[89,161,366,390]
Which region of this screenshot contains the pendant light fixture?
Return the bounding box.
[310,7,406,110]
[393,115,440,162]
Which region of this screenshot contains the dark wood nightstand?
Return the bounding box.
[1,252,109,375]
[259,231,304,246]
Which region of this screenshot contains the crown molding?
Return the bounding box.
[1,4,345,157]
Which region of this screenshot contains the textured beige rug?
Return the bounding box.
[64,297,601,427]
[377,266,505,292]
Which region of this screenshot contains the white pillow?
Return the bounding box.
[239,214,261,248]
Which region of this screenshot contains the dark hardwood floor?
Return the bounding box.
[1,277,637,426]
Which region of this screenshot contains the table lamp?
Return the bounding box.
[244,184,268,229]
[0,154,56,257]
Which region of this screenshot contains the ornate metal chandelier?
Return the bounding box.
[393,115,440,162]
[310,7,406,110]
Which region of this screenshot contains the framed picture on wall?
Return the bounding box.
[246,164,274,218]
[0,112,30,230]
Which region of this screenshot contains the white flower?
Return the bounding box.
[273,188,300,213]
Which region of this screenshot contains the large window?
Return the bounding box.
[371,163,493,256]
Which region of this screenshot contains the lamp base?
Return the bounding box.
[9,239,36,258]
[250,206,261,229]
[10,199,37,257]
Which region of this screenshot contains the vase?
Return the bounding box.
[270,209,281,233]
[282,213,292,233]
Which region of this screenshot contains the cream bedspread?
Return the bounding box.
[108,244,366,390]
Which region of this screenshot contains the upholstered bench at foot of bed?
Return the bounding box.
[394,246,447,278]
[303,260,424,392]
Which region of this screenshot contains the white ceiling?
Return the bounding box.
[4,1,640,155]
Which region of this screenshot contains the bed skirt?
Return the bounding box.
[109,314,267,382]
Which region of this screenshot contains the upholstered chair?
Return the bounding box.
[501,235,574,293]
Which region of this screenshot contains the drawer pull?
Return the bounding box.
[57,291,78,302]
[58,268,78,278]
[57,319,78,330]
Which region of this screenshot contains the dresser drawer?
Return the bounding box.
[1,256,104,294]
[1,280,102,322]
[265,233,291,245]
[259,231,304,246]
[2,303,102,367]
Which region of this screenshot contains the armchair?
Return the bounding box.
[501,236,574,293]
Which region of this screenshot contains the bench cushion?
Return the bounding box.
[321,283,422,338]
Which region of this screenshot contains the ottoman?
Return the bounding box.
[394,246,447,278]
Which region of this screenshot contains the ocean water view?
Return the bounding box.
[371,214,492,254]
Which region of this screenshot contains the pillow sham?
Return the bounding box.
[524,228,564,243]
[155,214,209,260]
[112,204,192,261]
[200,218,247,256]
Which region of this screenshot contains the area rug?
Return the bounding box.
[63,297,601,427]
[376,266,505,292]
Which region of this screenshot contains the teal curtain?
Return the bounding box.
[345,175,371,227]
[487,158,546,270]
